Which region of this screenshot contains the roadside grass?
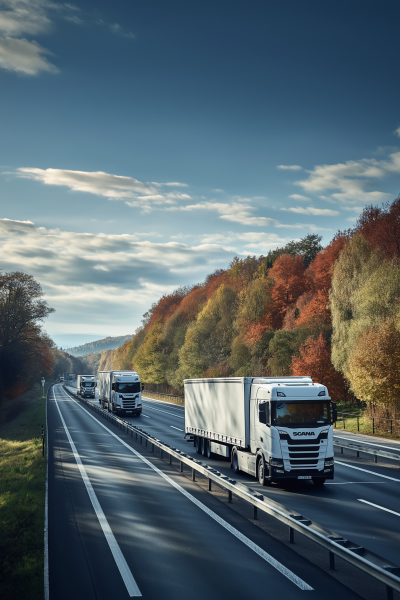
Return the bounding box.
[334,400,400,441]
[0,383,50,600]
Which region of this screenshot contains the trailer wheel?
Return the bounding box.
[257,457,266,486]
[206,441,213,459]
[195,436,202,454]
[201,438,208,456]
[232,449,240,474]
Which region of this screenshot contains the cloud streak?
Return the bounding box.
[0,37,57,74]
[15,167,189,208]
[282,206,340,216]
[295,151,400,204]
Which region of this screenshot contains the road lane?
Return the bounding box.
[132,396,400,566]
[51,384,362,599]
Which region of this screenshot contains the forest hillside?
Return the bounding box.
[66,334,133,356]
[98,197,400,418]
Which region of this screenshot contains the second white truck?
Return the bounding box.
[77,375,96,398]
[98,370,143,417]
[185,376,337,486]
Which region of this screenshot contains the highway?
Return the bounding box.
[124,396,400,568]
[48,383,365,599]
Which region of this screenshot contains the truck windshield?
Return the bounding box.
[272,401,330,427]
[82,382,94,387]
[116,382,140,394]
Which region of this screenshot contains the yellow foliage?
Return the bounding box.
[347,318,400,406]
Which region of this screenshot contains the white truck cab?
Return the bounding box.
[98,370,143,417]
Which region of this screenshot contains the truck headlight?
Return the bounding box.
[115,404,121,409]
[270,458,284,467]
[325,458,334,466]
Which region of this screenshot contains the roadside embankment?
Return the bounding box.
[0,383,52,600]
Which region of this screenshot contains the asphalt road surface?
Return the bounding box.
[49,384,365,599]
[126,396,400,567]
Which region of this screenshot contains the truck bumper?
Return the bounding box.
[269,466,334,481]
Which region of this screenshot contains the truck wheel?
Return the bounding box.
[257,458,266,486]
[232,449,240,474]
[195,436,202,454]
[312,478,325,486]
[201,438,208,456]
[206,442,213,459]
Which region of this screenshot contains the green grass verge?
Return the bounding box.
[334,401,400,440]
[0,383,51,600]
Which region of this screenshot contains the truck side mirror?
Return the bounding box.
[141,383,144,391]
[332,402,337,423]
[111,383,115,391]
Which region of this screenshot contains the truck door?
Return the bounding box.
[256,388,271,458]
[250,385,258,454]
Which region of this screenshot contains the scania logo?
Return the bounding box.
[293,431,314,436]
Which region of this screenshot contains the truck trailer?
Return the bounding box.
[184,376,337,486]
[77,375,96,398]
[98,370,143,417]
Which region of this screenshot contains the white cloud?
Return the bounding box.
[289,194,310,201]
[15,167,189,208]
[200,231,296,253]
[295,151,400,204]
[0,0,52,37]
[277,165,302,171]
[0,218,234,332]
[282,206,340,216]
[395,127,400,137]
[0,37,57,74]
[168,200,332,231]
[110,22,135,39]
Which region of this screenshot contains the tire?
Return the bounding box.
[206,441,213,459]
[195,436,202,454]
[312,478,326,486]
[258,457,267,486]
[201,438,207,456]
[232,449,240,474]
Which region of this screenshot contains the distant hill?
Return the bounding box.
[67,335,133,356]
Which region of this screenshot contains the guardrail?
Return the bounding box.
[142,390,184,406]
[334,439,400,464]
[63,384,400,599]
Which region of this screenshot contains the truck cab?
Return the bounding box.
[78,375,96,398]
[245,377,335,485]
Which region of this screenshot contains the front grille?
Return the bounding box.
[289,452,319,459]
[289,458,318,465]
[289,445,319,452]
[122,401,136,409]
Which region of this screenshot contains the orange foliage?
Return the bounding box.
[291,334,351,401]
[265,254,309,329]
[295,290,330,327]
[180,286,208,321]
[147,294,183,330]
[355,197,400,260]
[244,322,267,346]
[308,233,349,292]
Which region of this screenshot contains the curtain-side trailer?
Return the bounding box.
[184,376,337,486]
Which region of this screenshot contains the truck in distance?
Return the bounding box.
[184,376,337,486]
[98,370,143,417]
[77,375,96,398]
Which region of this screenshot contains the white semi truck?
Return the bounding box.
[185,376,337,486]
[77,375,96,398]
[98,370,143,417]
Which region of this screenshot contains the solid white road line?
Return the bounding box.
[358,499,400,517]
[44,386,49,600]
[170,426,184,431]
[140,404,184,419]
[334,435,400,452]
[336,461,400,482]
[53,388,141,597]
[62,387,313,591]
[141,414,150,418]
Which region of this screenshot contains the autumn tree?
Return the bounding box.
[0,272,55,399]
[347,319,400,410]
[291,334,352,401]
[266,254,309,329]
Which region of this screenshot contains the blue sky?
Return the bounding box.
[1,0,400,347]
